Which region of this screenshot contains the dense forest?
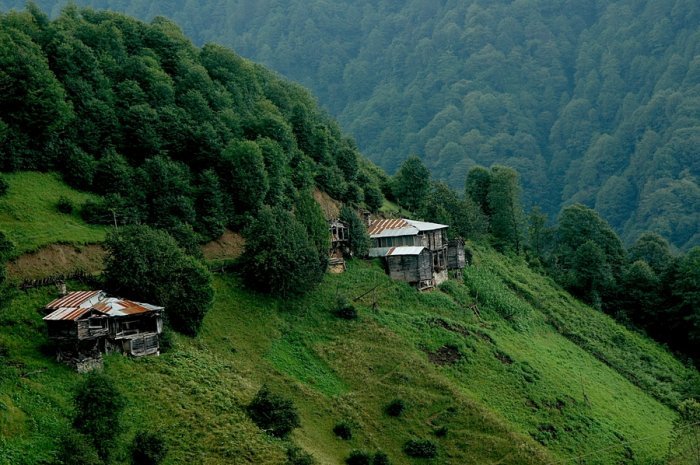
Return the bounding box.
[8,0,698,251]
[0,3,386,239]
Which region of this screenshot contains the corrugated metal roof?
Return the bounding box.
[45,290,104,310]
[368,247,392,258]
[43,307,107,321]
[367,218,410,235]
[404,219,449,232]
[44,291,162,320]
[368,218,448,238]
[386,246,426,256]
[93,298,163,317]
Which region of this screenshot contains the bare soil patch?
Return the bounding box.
[313,189,340,220]
[201,230,245,261]
[7,243,106,281]
[427,344,462,366]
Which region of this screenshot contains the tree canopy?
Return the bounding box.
[104,225,213,335]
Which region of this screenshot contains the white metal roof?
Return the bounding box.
[386,246,426,256]
[368,246,426,257]
[368,218,448,238]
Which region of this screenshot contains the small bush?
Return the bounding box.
[55,431,101,465]
[346,450,371,465]
[434,426,448,438]
[333,297,358,320]
[286,446,316,465]
[57,196,74,214]
[333,421,352,440]
[131,430,167,465]
[403,439,437,458]
[385,399,405,417]
[372,451,391,465]
[247,385,300,438]
[0,176,8,196]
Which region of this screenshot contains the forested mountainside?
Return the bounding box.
[9,0,698,250]
[1,5,700,464]
[0,3,385,243]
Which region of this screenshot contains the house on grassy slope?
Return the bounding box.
[328,218,350,272]
[43,290,163,372]
[367,218,465,289]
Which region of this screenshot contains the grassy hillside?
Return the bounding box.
[1,243,695,464]
[0,172,106,256]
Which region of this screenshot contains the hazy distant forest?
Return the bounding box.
[5,0,698,251]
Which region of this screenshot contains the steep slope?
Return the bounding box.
[1,182,696,463]
[16,0,699,249]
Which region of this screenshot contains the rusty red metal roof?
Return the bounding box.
[43,307,107,321]
[45,291,103,310]
[367,218,411,235]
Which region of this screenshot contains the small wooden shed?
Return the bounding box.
[43,291,164,370]
[447,238,466,270]
[385,246,433,285]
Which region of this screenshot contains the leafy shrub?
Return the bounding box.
[0,175,8,196]
[333,421,352,440]
[286,446,316,465]
[247,385,300,438]
[434,426,448,438]
[403,439,437,458]
[385,399,405,417]
[56,196,74,214]
[73,373,126,461]
[333,297,358,320]
[104,225,213,336]
[346,450,371,465]
[131,430,167,465]
[372,451,391,465]
[55,431,101,465]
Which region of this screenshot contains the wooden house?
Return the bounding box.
[43,291,163,371]
[328,218,350,272]
[447,238,467,270]
[93,298,163,357]
[368,218,449,288]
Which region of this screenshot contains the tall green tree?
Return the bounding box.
[339,205,370,257]
[392,155,430,213]
[295,191,330,274]
[104,225,213,335]
[487,165,524,252]
[240,206,324,296]
[465,166,492,218]
[73,372,125,462]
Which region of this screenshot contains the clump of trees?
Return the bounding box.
[239,206,325,296]
[104,225,213,336]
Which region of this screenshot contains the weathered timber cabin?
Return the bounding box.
[368,218,452,289]
[447,238,467,270]
[43,291,163,371]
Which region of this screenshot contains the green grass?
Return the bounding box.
[0,172,107,256]
[0,178,696,464]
